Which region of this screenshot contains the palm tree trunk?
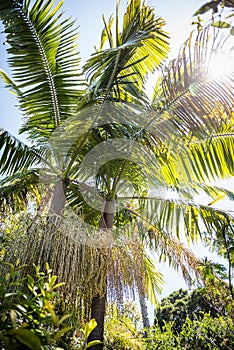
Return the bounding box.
[136,276,150,335]
[49,178,68,216]
[89,294,106,350]
[88,199,115,350]
[139,293,150,336]
[38,178,68,268]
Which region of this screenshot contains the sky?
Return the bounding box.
[0,0,233,316]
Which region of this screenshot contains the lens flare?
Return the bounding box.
[208,50,234,79]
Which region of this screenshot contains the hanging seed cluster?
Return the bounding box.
[107,236,149,305]
[1,212,154,322]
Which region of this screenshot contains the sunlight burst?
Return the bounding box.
[208,50,234,79]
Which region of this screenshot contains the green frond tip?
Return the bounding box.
[0,0,83,140]
[0,68,22,97]
[83,0,169,103]
[0,129,44,175]
[0,169,41,212]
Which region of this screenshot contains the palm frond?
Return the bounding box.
[179,133,234,184]
[83,0,169,104]
[107,235,163,305]
[197,182,234,205]
[150,26,234,140]
[0,169,41,212]
[0,0,83,141]
[142,253,163,305]
[0,128,48,175]
[0,68,22,97]
[147,133,234,193]
[122,218,203,286]
[125,196,234,243]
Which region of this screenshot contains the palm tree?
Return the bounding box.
[0,1,170,347]
[0,0,234,348]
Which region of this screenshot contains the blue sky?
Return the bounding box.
[0,0,233,308]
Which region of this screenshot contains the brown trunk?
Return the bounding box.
[99,199,115,230]
[49,178,68,216]
[88,295,106,350]
[88,199,115,350]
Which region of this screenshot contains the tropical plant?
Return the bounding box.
[146,313,234,349]
[0,0,234,349]
[0,261,102,350]
[0,1,170,347]
[201,215,234,302]
[104,302,143,350]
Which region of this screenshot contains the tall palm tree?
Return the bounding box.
[0,1,170,347]
[0,0,234,348]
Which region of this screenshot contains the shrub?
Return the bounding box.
[0,262,101,350]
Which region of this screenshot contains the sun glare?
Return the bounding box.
[208,50,234,79]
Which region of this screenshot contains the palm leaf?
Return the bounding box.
[142,253,163,305]
[0,169,41,212]
[126,196,234,242]
[179,133,234,184]
[146,132,234,193]
[0,128,48,175]
[0,68,22,97]
[150,26,234,140]
[0,0,83,141]
[122,218,203,286]
[83,0,169,104]
[107,234,163,305]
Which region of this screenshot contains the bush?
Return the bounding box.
[145,313,234,349]
[0,262,101,350]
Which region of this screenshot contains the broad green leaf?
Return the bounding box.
[57,313,72,326]
[52,282,65,290]
[10,309,17,327]
[53,326,71,341]
[27,275,34,288]
[48,275,57,289]
[83,318,97,339]
[13,329,41,350]
[44,302,58,325]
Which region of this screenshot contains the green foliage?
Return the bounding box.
[150,285,234,349]
[71,319,102,350]
[104,303,143,350]
[145,313,234,349]
[154,288,218,334]
[0,261,70,349]
[203,220,234,266]
[145,322,178,350]
[83,0,169,104]
[0,0,83,140]
[0,0,234,348]
[179,314,234,349]
[0,262,101,350]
